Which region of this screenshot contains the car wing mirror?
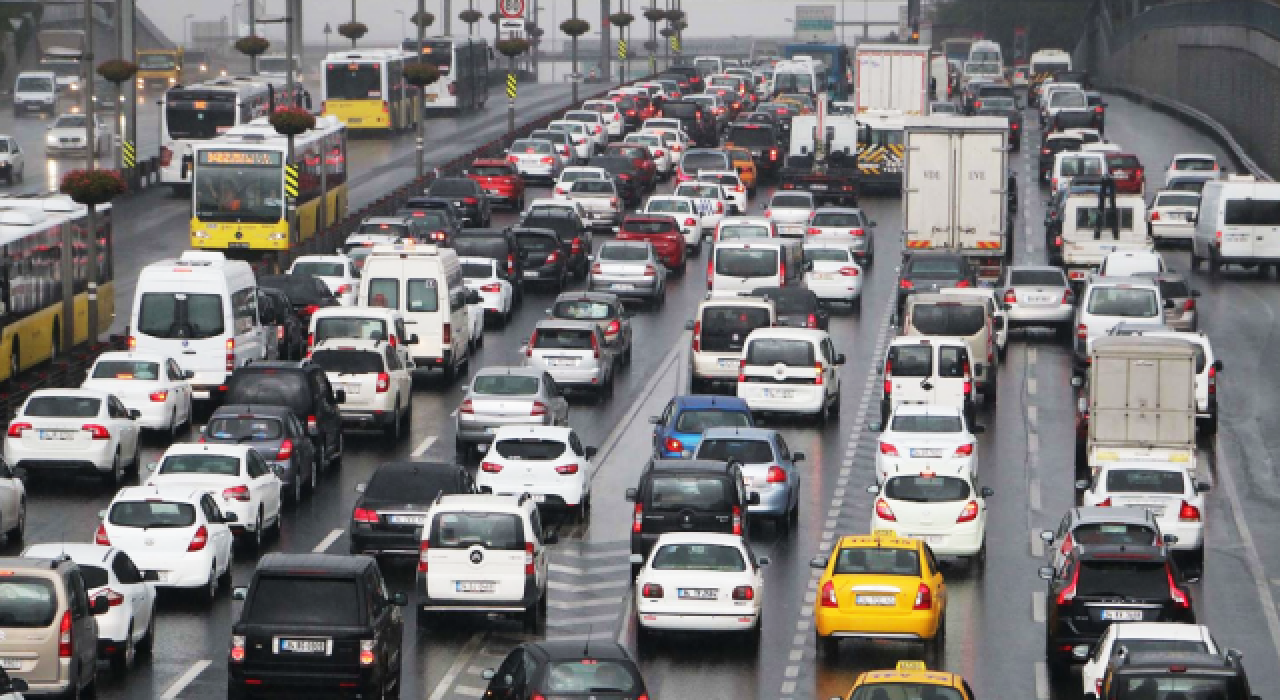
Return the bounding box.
[625,487,638,502]
[128,409,141,420]
[865,483,880,495]
[142,570,161,582]
[874,361,884,374]
[584,446,599,459]
[1072,645,1091,661]
[981,487,995,498]
[1190,289,1201,297]
[1195,481,1211,493]
[146,461,158,471]
[757,556,770,567]
[90,595,110,616]
[184,370,195,379]
[408,334,420,345]
[971,424,986,434]
[834,353,846,365]
[1213,359,1224,372]
[232,586,248,601]
[1039,530,1055,544]
[355,482,367,494]
[1163,298,1175,309]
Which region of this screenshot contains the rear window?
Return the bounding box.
[649,476,730,510]
[494,438,567,460]
[461,262,494,279]
[1010,269,1066,286]
[158,454,241,476]
[1113,677,1231,700]
[1060,156,1104,177]
[365,467,459,501]
[1105,469,1185,494]
[511,140,553,154]
[804,248,852,264]
[92,360,161,380]
[137,292,225,340]
[1050,91,1086,107]
[560,170,605,183]
[887,345,931,377]
[682,153,731,172]
[0,579,57,627]
[755,290,815,314]
[890,414,963,432]
[533,328,594,350]
[1157,279,1191,298]
[696,438,773,463]
[719,224,771,240]
[516,233,558,252]
[225,371,311,414]
[910,304,987,336]
[1174,158,1216,171]
[599,244,650,262]
[746,338,815,366]
[700,306,771,353]
[1069,523,1159,547]
[716,247,778,277]
[646,199,691,214]
[833,547,920,576]
[810,212,863,228]
[543,661,641,694]
[907,257,965,276]
[357,223,409,238]
[771,194,812,209]
[1074,206,1136,230]
[311,349,383,375]
[108,501,197,528]
[571,180,615,194]
[247,577,361,626]
[314,318,390,344]
[206,416,283,440]
[726,126,775,148]
[673,409,751,433]
[470,164,515,177]
[884,475,971,502]
[553,300,613,320]
[1077,560,1169,599]
[24,396,101,418]
[1155,193,1199,208]
[1086,288,1159,317]
[261,276,333,305]
[651,543,746,571]
[676,184,721,200]
[472,374,539,396]
[429,512,524,549]
[1107,155,1142,170]
[292,262,347,278]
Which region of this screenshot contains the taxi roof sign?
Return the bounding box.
[872,529,897,537]
[896,661,927,671]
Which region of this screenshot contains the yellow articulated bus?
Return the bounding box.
[0,195,115,383]
[321,49,420,134]
[189,115,349,253]
[137,48,185,92]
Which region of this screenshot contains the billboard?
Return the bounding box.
[795,5,837,42]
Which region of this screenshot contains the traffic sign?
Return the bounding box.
[500,18,525,39]
[500,0,525,19]
[285,164,299,198]
[506,73,518,99]
[122,141,136,169]
[617,39,627,60]
[669,35,680,52]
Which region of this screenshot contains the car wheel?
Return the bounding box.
[523,595,545,633]
[168,408,179,439]
[136,610,155,655]
[103,451,121,489]
[816,632,839,659]
[110,622,135,676]
[204,564,219,604]
[385,400,402,439]
[250,509,264,552]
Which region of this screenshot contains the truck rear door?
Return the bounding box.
[954,131,1006,257]
[903,130,954,251]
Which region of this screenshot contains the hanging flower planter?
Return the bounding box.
[459,9,483,25]
[560,18,591,38]
[404,63,440,88]
[664,9,686,22]
[642,8,665,23]
[96,59,137,85]
[337,22,368,42]
[411,10,435,29]
[489,12,501,25]
[269,107,315,136]
[60,170,127,206]
[496,38,532,58]
[608,12,635,28]
[234,35,270,57]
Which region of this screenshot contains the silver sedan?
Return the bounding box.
[455,367,570,461]
[587,240,668,308]
[996,265,1076,338]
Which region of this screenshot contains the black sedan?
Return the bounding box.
[348,460,475,558]
[750,287,830,330]
[976,97,1024,151]
[259,274,340,321]
[426,177,493,228]
[895,251,978,317]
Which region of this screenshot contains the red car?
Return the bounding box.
[1105,152,1145,195]
[616,215,686,272]
[604,144,657,192]
[465,158,526,211]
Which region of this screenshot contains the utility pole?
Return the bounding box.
[416,0,426,179]
[249,0,259,74]
[83,0,100,350]
[444,0,452,37]
[600,0,610,84]
[571,0,579,103]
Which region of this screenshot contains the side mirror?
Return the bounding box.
[868,422,882,432]
[747,492,761,505]
[1038,566,1055,581]
[1040,530,1055,544]
[980,487,995,498]
[684,319,695,331]
[142,570,161,582]
[1074,479,1090,491]
[792,452,805,462]
[865,483,880,495]
[98,509,106,519]
[391,591,408,606]
[585,446,599,459]
[1070,376,1083,388]
[625,487,638,502]
[543,532,559,545]
[757,556,770,567]
[129,409,141,420]
[834,353,846,365]
[870,221,878,227]
[1213,359,1224,372]
[334,389,347,404]
[223,512,239,524]
[1195,481,1211,493]
[647,415,661,424]
[874,361,884,374]
[481,669,496,681]
[809,556,827,569]
[90,595,110,616]
[467,291,481,304]
[184,370,195,379]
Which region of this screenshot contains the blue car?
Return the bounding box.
[649,395,754,458]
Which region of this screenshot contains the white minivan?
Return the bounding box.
[1192,176,1280,275]
[357,244,471,382]
[306,306,416,367]
[708,240,803,297]
[736,328,844,420]
[878,336,976,427]
[129,251,273,401]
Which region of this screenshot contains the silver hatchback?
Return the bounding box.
[524,320,617,401]
[588,241,667,307]
[456,367,570,459]
[996,265,1075,337]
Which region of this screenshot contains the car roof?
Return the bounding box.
[673,394,751,410]
[473,366,543,379]
[113,484,211,504]
[651,532,748,548]
[888,335,968,348]
[27,387,112,401]
[554,291,621,305]
[312,338,386,353]
[648,458,738,473]
[699,426,776,441]
[1086,275,1161,289]
[434,493,529,512]
[213,404,297,418]
[1070,505,1160,525]
[160,443,253,459]
[837,531,922,550]
[526,639,631,661]
[255,552,374,575]
[1108,622,1211,641]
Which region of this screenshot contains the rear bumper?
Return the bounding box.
[417,573,541,612]
[349,527,422,557]
[1007,305,1074,326]
[339,408,397,428]
[456,417,547,445]
[692,353,743,381]
[588,277,661,299]
[738,382,826,414]
[636,610,759,632]
[228,667,378,697]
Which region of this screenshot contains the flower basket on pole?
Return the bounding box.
[234,35,270,57]
[60,169,126,349]
[338,21,368,47]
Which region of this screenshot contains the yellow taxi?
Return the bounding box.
[812,531,947,658]
[831,661,974,700]
[726,147,759,196]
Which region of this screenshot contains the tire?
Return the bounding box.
[249,509,264,552]
[203,564,219,605]
[523,595,545,633]
[745,618,763,651]
[774,513,790,534]
[1190,246,1202,270]
[829,392,841,417]
[385,400,402,439]
[136,610,155,655]
[816,632,839,659]
[103,452,121,489]
[9,499,24,545]
[110,622,135,676]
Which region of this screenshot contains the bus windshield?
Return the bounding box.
[326,62,382,100]
[774,72,813,93]
[194,154,284,223]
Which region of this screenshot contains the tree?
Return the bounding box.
[234,35,270,57]
[664,9,685,22]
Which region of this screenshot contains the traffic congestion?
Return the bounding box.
[0,17,1269,700]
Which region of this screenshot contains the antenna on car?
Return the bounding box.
[583,625,593,657]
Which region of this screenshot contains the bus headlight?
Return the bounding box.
[268,233,287,241]
[169,77,176,84]
[191,231,210,239]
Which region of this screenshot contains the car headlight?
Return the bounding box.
[46,136,57,145]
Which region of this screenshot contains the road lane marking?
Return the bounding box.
[1034,661,1050,699]
[411,435,437,458]
[1031,530,1045,558]
[428,633,487,700]
[1027,405,1038,427]
[454,686,485,698]
[1028,378,1037,395]
[312,528,343,553]
[1028,347,1037,364]
[161,659,211,699]
[1032,591,1046,623]
[1028,432,1039,452]
[1029,478,1041,511]
[590,338,684,484]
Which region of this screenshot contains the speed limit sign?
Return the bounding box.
[500,0,525,18]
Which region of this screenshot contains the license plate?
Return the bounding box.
[678,588,718,600]
[388,514,426,525]
[811,272,832,280]
[548,358,576,367]
[426,94,437,102]
[0,659,20,670]
[1169,212,1188,221]
[909,448,943,458]
[856,595,896,606]
[909,534,946,545]
[348,118,362,124]
[279,639,327,654]
[343,384,361,395]
[487,189,502,195]
[39,430,75,441]
[192,390,210,400]
[1026,295,1053,304]
[611,283,635,290]
[531,494,546,503]
[524,270,540,278]
[227,242,250,249]
[718,359,738,369]
[1101,609,1144,621]
[25,104,39,110]
[762,388,795,399]
[456,581,496,593]
[809,183,828,190]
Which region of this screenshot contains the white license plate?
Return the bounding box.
[762,388,795,399]
[718,359,738,369]
[1169,212,1188,221]
[1101,609,1144,621]
[388,514,426,525]
[39,430,75,441]
[548,358,576,367]
[531,494,546,503]
[910,448,943,458]
[856,594,896,606]
[811,272,832,280]
[193,390,211,400]
[456,581,496,593]
[678,588,718,600]
[809,184,828,190]
[908,534,946,545]
[524,271,541,278]
[1026,295,1053,304]
[612,283,635,290]
[343,384,361,395]
[279,639,327,654]
[0,659,20,670]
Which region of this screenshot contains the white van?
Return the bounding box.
[736,328,844,420]
[357,244,470,381]
[901,293,1001,399]
[307,306,416,367]
[13,71,58,116]
[1192,176,1280,274]
[708,240,803,297]
[686,296,776,392]
[129,251,272,401]
[878,336,976,426]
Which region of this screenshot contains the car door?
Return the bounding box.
[246,450,280,522]
[108,396,139,459]
[310,370,343,457]
[166,359,191,425]
[200,495,234,569]
[110,551,151,640]
[66,571,97,675]
[0,459,20,524]
[542,374,569,426]
[923,544,946,610]
[821,338,841,399]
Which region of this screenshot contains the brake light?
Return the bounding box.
[1097,498,1112,507]
[230,635,246,663]
[707,259,714,289]
[442,323,452,346]
[276,438,294,460]
[633,503,644,532]
[839,267,860,277]
[462,197,479,205]
[571,237,583,255]
[1042,148,1051,155]
[717,201,724,214]
[94,523,110,546]
[955,279,971,288]
[807,227,820,235]
[900,278,914,289]
[222,485,250,502]
[1178,500,1201,522]
[820,580,838,607]
[1094,106,1104,113]
[760,465,787,485]
[525,542,536,576]
[594,125,603,134]
[879,441,899,457]
[82,424,110,440]
[555,463,579,475]
[545,250,560,264]
[507,155,519,164]
[381,100,389,114]
[1183,298,1196,311]
[1208,365,1217,395]
[226,338,236,371]
[417,540,429,572]
[642,583,664,598]
[359,640,376,667]
[732,585,755,601]
[807,313,818,329]
[1003,289,1017,304]
[376,372,390,393]
[527,330,538,357]
[1169,567,1190,609]
[159,146,174,167]
[956,500,980,523]
[1077,323,1088,339]
[479,283,503,294]
[352,507,379,524]
[58,610,72,658]
[913,583,933,610]
[627,109,637,116]
[874,498,896,521]
[188,525,209,552]
[764,209,771,218]
[665,437,683,454]
[732,505,742,535]
[850,228,865,237]
[128,335,136,350]
[480,461,503,473]
[768,148,778,161]
[973,100,982,109]
[605,319,621,338]
[6,422,30,438]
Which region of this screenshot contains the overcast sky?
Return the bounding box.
[139,0,903,44]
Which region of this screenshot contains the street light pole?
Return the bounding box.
[416,0,425,180]
[571,0,579,104]
[248,0,258,75]
[83,0,100,350]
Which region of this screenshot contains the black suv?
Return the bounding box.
[512,228,569,292]
[625,458,759,575]
[1039,544,1195,676]
[257,287,307,360]
[259,274,340,323]
[482,640,648,700]
[895,251,978,317]
[660,99,717,147]
[1101,650,1255,700]
[588,154,644,206]
[204,404,319,504]
[426,177,493,228]
[221,362,345,471]
[349,461,475,559]
[724,122,783,177]
[228,554,406,700]
[453,228,526,306]
[399,196,465,243]
[519,211,591,281]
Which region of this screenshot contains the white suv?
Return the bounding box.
[476,426,596,522]
[309,339,414,439]
[415,494,557,632]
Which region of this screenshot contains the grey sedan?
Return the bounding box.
[203,405,319,505]
[455,367,570,460]
[587,241,668,308]
[995,264,1075,337]
[694,427,803,533]
[1156,273,1200,332]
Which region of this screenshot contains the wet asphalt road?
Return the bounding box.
[2,79,1280,700]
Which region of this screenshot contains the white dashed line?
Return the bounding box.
[312,528,343,553]
[161,659,211,700]
[411,434,438,458]
[1032,591,1046,623]
[1034,660,1050,699]
[1029,478,1041,511]
[1031,530,1045,558]
[1027,377,1037,395]
[1028,347,1038,364]
[1028,432,1039,453]
[1027,405,1038,427]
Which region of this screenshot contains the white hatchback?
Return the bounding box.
[1147,190,1200,243]
[461,256,514,326]
[633,533,767,644]
[1078,464,1209,566]
[5,389,142,487]
[802,238,863,309]
[310,339,414,438]
[97,485,236,603]
[673,181,728,235]
[871,405,982,485]
[696,171,748,214]
[81,352,194,435]
[553,166,609,198]
[642,195,702,250]
[288,255,361,306]
[476,426,595,521]
[145,443,282,549]
[546,120,594,162]
[868,470,993,561]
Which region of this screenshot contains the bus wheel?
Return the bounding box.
[51,321,60,360]
[8,341,18,386]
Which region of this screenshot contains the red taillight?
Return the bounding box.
[899,278,914,289]
[442,323,452,346]
[530,401,547,417]
[480,461,503,473]
[807,227,820,235]
[6,422,30,438]
[850,228,865,237]
[1178,500,1201,522]
[306,333,314,352]
[879,442,899,456]
[973,100,982,109]
[507,155,519,164]
[633,503,644,533]
[591,333,600,359]
[226,338,236,371]
[94,524,110,546]
[765,466,787,484]
[381,100,389,114]
[956,500,980,523]
[644,264,657,277]
[717,201,724,214]
[820,580,838,607]
[874,498,896,521]
[545,250,560,264]
[417,540,429,573]
[83,424,110,440]
[128,335,136,350]
[555,463,579,475]
[307,415,318,433]
[1094,106,1104,113]
[1169,567,1190,609]
[764,209,771,218]
[732,585,755,601]
[665,437,683,454]
[222,485,250,502]
[352,507,379,524]
[463,197,479,205]
[955,279,971,288]
[1208,365,1217,395]
[594,125,603,134]
[571,237,583,255]
[642,583,664,598]
[913,583,932,610]
[188,525,209,552]
[1077,323,1088,340]
[707,259,714,289]
[230,635,246,663]
[540,156,555,165]
[374,372,390,393]
[276,438,294,460]
[58,610,72,658]
[1057,562,1079,603]
[591,262,602,275]
[480,283,502,293]
[732,505,742,535]
[1097,498,1112,507]
[685,217,698,227]
[737,358,747,383]
[525,542,535,576]
[605,319,621,338]
[1003,289,1017,304]
[806,313,818,329]
[839,266,860,277]
[507,254,516,276]
[627,109,637,116]
[954,443,974,457]
[1183,298,1196,311]
[159,146,174,167]
[1150,210,1160,221]
[302,304,320,317]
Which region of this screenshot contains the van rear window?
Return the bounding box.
[224,372,311,414]
[1224,199,1280,226]
[0,579,57,627]
[716,248,778,277]
[311,349,384,375]
[700,307,771,352]
[682,153,730,172]
[137,292,225,339]
[910,304,986,336]
[247,577,361,626]
[887,346,932,377]
[533,328,594,350]
[430,512,524,549]
[314,318,390,344]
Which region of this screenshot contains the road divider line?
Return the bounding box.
[161,659,211,699]
[591,338,684,485]
[1032,591,1046,623]
[412,435,437,458]
[1029,478,1041,511]
[428,632,488,700]
[1031,530,1045,558]
[1028,378,1037,395]
[312,528,343,553]
[1034,661,1050,699]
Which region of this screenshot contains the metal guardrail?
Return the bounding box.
[1108,0,1280,52]
[0,337,127,423]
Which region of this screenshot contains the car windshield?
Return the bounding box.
[158,454,241,476]
[247,577,361,626]
[54,115,87,129]
[543,661,640,693]
[1070,523,1159,546]
[571,180,614,194]
[833,547,921,576]
[647,199,691,213]
[429,512,524,549]
[1087,288,1159,317]
[314,318,390,344]
[674,409,751,433]
[16,76,54,93]
[811,212,863,228]
[891,414,964,432]
[310,349,383,375]
[746,338,815,366]
[650,476,730,510]
[0,579,57,627]
[651,543,747,572]
[108,501,197,528]
[136,292,225,340]
[884,475,972,502]
[1105,469,1185,494]
[719,224,771,240]
[365,466,457,501]
[1010,269,1066,286]
[472,374,539,396]
[1114,677,1231,700]
[910,304,987,335]
[716,247,778,277]
[908,258,965,277]
[224,371,310,415]
[771,195,812,209]
[599,244,650,262]
[494,438,567,460]
[852,686,963,700]
[553,301,613,320]
[533,328,594,350]
[292,261,346,278]
[981,97,1016,110]
[430,180,476,196]
[696,438,773,463]
[1108,640,1209,659]
[1077,560,1169,598]
[24,396,101,417]
[511,140,553,154]
[1174,158,1216,171]
[1060,156,1104,177]
[92,360,161,380]
[206,416,284,440]
[1156,193,1200,208]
